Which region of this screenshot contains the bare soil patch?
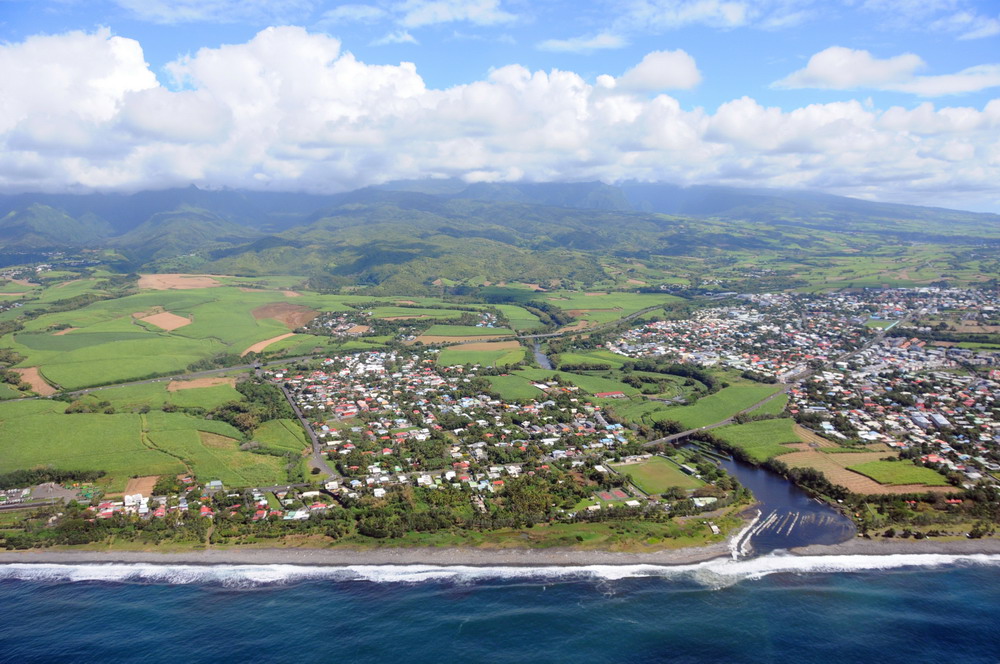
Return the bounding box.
[14,367,56,396]
[779,451,959,495]
[346,325,371,334]
[251,302,318,329]
[199,431,238,450]
[52,327,79,336]
[793,424,837,447]
[140,311,192,331]
[558,321,592,332]
[413,333,511,345]
[627,279,647,285]
[123,476,159,498]
[567,308,620,316]
[138,274,226,290]
[281,290,301,298]
[455,340,522,351]
[167,377,236,392]
[0,292,29,296]
[955,323,1000,334]
[241,333,297,356]
[395,300,418,305]
[585,292,608,296]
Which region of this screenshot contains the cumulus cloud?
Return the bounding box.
[537,33,627,53]
[614,50,701,91]
[0,28,998,211]
[774,46,1000,96]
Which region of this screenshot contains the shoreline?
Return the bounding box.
[1,537,1000,567]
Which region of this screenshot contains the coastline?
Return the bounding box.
[2,536,1000,567]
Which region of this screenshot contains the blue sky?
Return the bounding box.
[1,0,998,211]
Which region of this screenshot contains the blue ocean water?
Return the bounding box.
[2,554,999,664]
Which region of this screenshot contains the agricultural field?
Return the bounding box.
[847,461,951,486]
[612,456,704,494]
[712,418,803,462]
[779,450,958,495]
[485,374,542,401]
[494,304,544,331]
[420,324,514,337]
[747,393,789,417]
[513,368,639,397]
[252,419,309,453]
[653,384,784,429]
[437,342,526,367]
[555,350,629,368]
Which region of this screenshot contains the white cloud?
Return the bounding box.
[774,46,1000,96]
[614,50,702,91]
[537,33,627,53]
[113,0,315,24]
[372,30,420,45]
[318,4,389,24]
[0,27,998,211]
[930,10,1000,39]
[617,0,753,30]
[774,47,925,89]
[397,0,515,27]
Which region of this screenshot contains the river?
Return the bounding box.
[715,453,857,556]
[533,340,553,369]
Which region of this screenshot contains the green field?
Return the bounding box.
[494,304,544,331]
[847,461,951,486]
[512,368,639,396]
[556,350,629,368]
[253,419,309,452]
[748,393,789,416]
[612,456,704,493]
[369,306,469,319]
[712,418,803,462]
[654,384,784,429]
[437,346,526,367]
[485,375,542,400]
[421,324,515,337]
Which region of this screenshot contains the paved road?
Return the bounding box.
[277,383,339,479]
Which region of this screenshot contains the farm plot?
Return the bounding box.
[712,418,803,462]
[252,419,309,453]
[611,456,703,493]
[779,451,958,495]
[486,375,542,401]
[654,384,784,429]
[847,461,951,486]
[437,341,525,367]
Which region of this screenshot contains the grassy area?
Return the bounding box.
[436,346,526,367]
[654,384,784,429]
[513,368,639,396]
[612,456,704,493]
[847,461,951,486]
[485,375,542,400]
[748,393,789,416]
[556,350,629,368]
[253,419,309,452]
[494,304,544,331]
[712,418,802,462]
[422,324,514,337]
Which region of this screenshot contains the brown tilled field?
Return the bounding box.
[454,340,522,351]
[167,377,236,392]
[251,302,318,328]
[780,450,959,495]
[346,325,371,334]
[123,476,159,497]
[413,333,511,344]
[140,311,192,331]
[14,367,56,396]
[138,274,226,290]
[241,333,297,356]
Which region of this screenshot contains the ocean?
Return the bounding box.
[2,553,999,663]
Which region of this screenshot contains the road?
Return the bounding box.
[277,382,339,479]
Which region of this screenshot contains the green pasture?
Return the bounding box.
[712,418,802,462]
[654,384,784,429]
[437,346,526,367]
[556,350,628,368]
[252,419,309,452]
[486,375,542,401]
[422,324,514,337]
[748,393,789,416]
[494,304,544,331]
[847,461,950,486]
[612,456,704,493]
[370,306,470,319]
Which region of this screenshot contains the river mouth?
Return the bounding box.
[714,454,857,556]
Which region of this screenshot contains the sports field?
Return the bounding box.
[611,456,704,493]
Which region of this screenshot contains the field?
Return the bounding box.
[847,461,952,486]
[654,384,784,429]
[485,375,542,400]
[748,393,789,416]
[437,342,526,367]
[513,368,639,396]
[421,324,514,337]
[779,450,959,495]
[556,350,629,368]
[712,418,803,462]
[252,419,309,452]
[611,456,704,493]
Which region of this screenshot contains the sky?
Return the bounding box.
[1,0,999,212]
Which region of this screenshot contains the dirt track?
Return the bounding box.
[167,377,236,392]
[241,333,297,356]
[251,302,318,329]
[138,274,226,290]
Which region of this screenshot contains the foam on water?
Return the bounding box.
[1,552,998,588]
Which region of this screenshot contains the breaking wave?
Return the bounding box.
[1,552,998,589]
